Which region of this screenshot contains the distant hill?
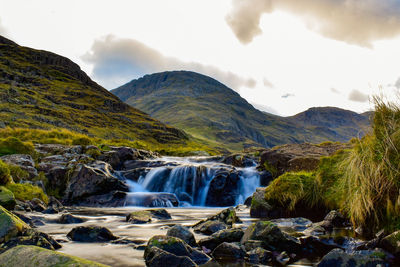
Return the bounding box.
[0,36,194,148]
[112,71,371,150]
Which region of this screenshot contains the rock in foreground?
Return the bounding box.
[0,245,108,266]
[67,225,118,242]
[0,205,29,243]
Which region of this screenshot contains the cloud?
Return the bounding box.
[281,93,295,98]
[250,102,279,115]
[395,77,400,89]
[82,35,256,89]
[226,0,400,47]
[330,87,340,94]
[263,78,274,88]
[0,18,7,35]
[348,89,369,102]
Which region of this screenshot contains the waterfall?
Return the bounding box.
[125,157,260,207]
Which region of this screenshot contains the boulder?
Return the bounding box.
[0,186,16,210]
[34,144,83,155]
[0,245,107,266]
[221,154,255,167]
[125,192,179,207]
[0,205,29,243]
[247,247,273,265]
[241,221,301,253]
[205,171,241,206]
[198,228,244,251]
[299,236,341,258]
[64,161,129,203]
[319,210,348,230]
[144,235,210,265]
[1,230,61,251]
[259,143,350,177]
[259,170,273,186]
[193,207,240,227]
[0,154,37,178]
[79,191,127,207]
[193,221,227,235]
[380,230,400,256]
[29,198,47,212]
[126,209,171,224]
[57,213,85,224]
[211,242,246,261]
[250,188,275,218]
[167,225,197,247]
[317,248,388,267]
[43,166,71,197]
[67,225,118,242]
[144,247,197,267]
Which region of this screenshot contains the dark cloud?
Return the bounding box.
[330,87,340,94]
[281,93,295,98]
[82,35,256,90]
[263,78,274,88]
[348,89,369,102]
[395,77,400,89]
[226,0,400,47]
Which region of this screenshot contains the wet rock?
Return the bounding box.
[67,225,118,242]
[57,213,85,224]
[193,207,240,227]
[380,230,400,256]
[0,245,107,267]
[80,191,127,207]
[241,221,301,253]
[167,225,197,247]
[1,230,61,251]
[259,170,273,186]
[243,240,264,251]
[317,248,388,267]
[193,221,227,235]
[145,235,211,265]
[211,242,246,261]
[125,192,179,207]
[270,217,312,232]
[303,224,326,236]
[205,171,241,206]
[145,246,197,267]
[12,211,33,226]
[198,228,244,251]
[318,210,348,230]
[249,187,276,218]
[126,209,172,224]
[0,205,29,243]
[0,154,37,178]
[244,196,252,207]
[221,154,255,168]
[300,236,341,258]
[64,161,129,203]
[247,247,273,265]
[0,186,16,210]
[29,198,47,212]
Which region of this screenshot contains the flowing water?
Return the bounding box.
[122,156,261,207]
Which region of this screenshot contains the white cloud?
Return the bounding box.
[330,87,341,94]
[348,89,369,102]
[226,0,400,47]
[281,93,295,98]
[263,78,274,88]
[82,35,256,90]
[395,77,400,89]
[0,18,7,35]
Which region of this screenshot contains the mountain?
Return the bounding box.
[0,36,193,148]
[112,71,371,150]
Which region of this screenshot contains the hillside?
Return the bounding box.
[0,36,204,151]
[112,71,371,150]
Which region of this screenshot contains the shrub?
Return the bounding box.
[6,183,48,204]
[0,160,12,185]
[0,137,35,156]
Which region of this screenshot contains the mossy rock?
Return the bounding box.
[0,245,108,266]
[0,186,16,210]
[0,205,29,243]
[380,230,400,255]
[126,209,171,224]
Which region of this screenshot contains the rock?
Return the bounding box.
[193,221,227,235]
[57,213,85,224]
[198,228,244,251]
[241,221,301,253]
[80,191,128,207]
[0,205,29,243]
[221,154,255,168]
[0,186,16,210]
[270,217,312,232]
[126,209,172,224]
[29,198,47,212]
[1,230,61,251]
[167,225,197,247]
[145,246,197,267]
[0,245,107,266]
[259,143,350,177]
[43,166,70,197]
[145,235,210,265]
[211,242,246,261]
[317,248,388,267]
[303,224,327,236]
[244,196,252,207]
[242,240,264,251]
[67,225,118,242]
[259,170,273,186]
[247,247,273,265]
[0,154,37,178]
[299,236,341,258]
[249,187,276,218]
[125,192,179,207]
[193,207,240,227]
[64,161,129,203]
[380,230,400,255]
[319,210,347,230]
[205,171,241,206]
[35,144,83,155]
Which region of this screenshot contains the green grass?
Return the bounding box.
[0,160,12,186]
[5,183,48,204]
[0,137,35,157]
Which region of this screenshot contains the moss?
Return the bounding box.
[7,164,29,183]
[371,251,386,259]
[0,206,29,243]
[0,186,16,210]
[0,160,12,185]
[262,160,278,177]
[0,137,35,157]
[5,183,48,204]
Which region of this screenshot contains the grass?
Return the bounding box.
[5,183,48,204]
[0,160,12,185]
[0,137,35,157]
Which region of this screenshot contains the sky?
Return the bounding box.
[1,0,400,116]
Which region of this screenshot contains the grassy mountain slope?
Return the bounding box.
[0,36,212,153]
[112,71,370,150]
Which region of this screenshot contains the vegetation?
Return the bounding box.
[5,183,48,204]
[0,137,35,157]
[0,160,12,185]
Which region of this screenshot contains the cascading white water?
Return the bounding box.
[125,156,260,207]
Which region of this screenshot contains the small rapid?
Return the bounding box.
[123,156,260,207]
